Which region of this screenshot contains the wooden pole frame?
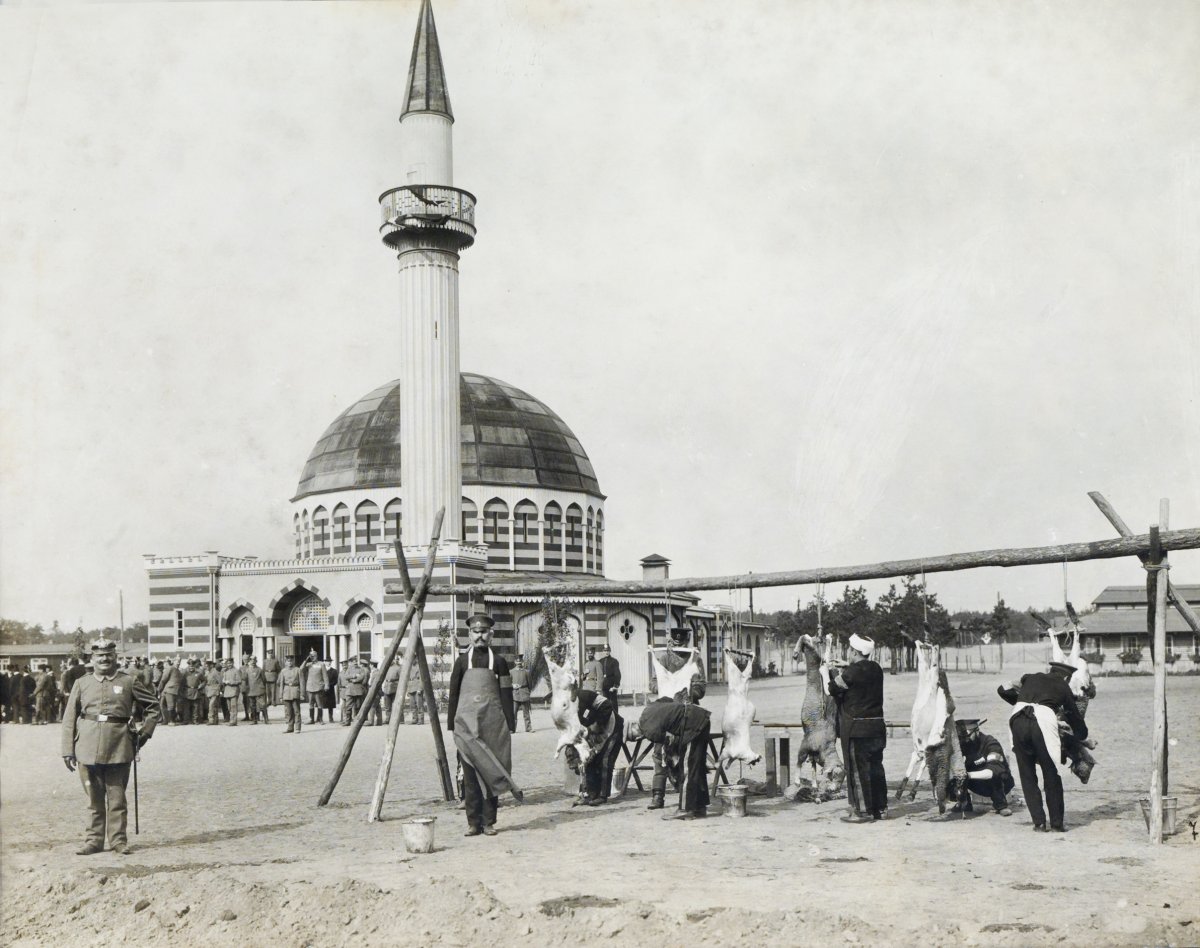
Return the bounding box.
[403,527,1200,598]
[317,508,445,808]
[365,539,454,823]
[1148,502,1169,843]
[1089,492,1200,634]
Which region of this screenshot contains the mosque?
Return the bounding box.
[143,0,775,696]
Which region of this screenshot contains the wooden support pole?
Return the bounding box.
[1088,491,1200,635]
[391,540,455,803]
[1149,502,1170,843]
[401,527,1200,598]
[368,617,421,822]
[318,508,444,808]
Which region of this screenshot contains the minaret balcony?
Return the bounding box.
[379,185,476,250]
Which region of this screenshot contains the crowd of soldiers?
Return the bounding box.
[2,650,429,731]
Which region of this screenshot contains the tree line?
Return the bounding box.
[0,618,149,649]
[750,576,1070,672]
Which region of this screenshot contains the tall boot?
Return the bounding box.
[647,790,666,810]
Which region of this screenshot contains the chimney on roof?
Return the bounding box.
[640,554,670,582]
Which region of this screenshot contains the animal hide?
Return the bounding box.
[650,649,703,700]
[899,642,965,813]
[719,652,761,769]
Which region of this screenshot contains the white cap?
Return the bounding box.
[848,633,874,656]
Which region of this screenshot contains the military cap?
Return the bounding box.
[1048,661,1076,676]
[90,638,118,653]
[467,613,495,630]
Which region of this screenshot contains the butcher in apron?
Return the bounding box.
[447,613,523,836]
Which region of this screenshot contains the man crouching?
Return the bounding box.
[61,639,160,854]
[946,718,1014,816]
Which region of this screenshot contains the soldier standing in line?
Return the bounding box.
[243,656,267,724]
[406,660,426,725]
[341,656,368,725]
[220,657,242,726]
[302,652,329,724]
[278,654,304,734]
[61,639,159,855]
[382,661,401,724]
[158,658,183,726]
[183,660,203,724]
[261,650,282,707]
[203,659,223,725]
[34,664,58,724]
[510,656,533,732]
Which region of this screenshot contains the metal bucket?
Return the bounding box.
[401,816,437,854]
[1138,797,1179,836]
[718,784,748,818]
[612,766,628,795]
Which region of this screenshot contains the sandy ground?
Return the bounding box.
[2,664,1197,947]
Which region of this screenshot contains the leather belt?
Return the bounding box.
[82,713,130,724]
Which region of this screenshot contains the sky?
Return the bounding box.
[1,0,1198,630]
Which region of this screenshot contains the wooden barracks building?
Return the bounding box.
[144,2,770,696]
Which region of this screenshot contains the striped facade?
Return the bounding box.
[147,555,219,655]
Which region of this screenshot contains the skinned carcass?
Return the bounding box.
[546,658,594,766]
[897,641,965,814]
[719,649,762,771]
[784,633,844,801]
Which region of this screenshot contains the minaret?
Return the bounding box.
[381,0,475,545]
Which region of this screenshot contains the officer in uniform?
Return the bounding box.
[61,639,160,854]
[341,656,368,726]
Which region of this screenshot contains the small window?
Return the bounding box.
[175,609,185,649]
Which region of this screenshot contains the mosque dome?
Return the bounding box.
[293,373,602,501]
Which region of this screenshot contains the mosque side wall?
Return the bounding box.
[146,557,217,657]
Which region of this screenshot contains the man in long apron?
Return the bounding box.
[447,613,523,837]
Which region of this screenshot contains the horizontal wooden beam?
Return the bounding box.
[381,526,1200,598]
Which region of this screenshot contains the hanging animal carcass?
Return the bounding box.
[546,658,595,767]
[784,633,844,801]
[719,649,762,772]
[896,640,965,814]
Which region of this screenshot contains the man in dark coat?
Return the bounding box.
[447,613,521,836]
[998,662,1088,832]
[631,697,711,820]
[598,645,621,708]
[828,632,888,823]
[564,688,623,805]
[947,718,1014,816]
[61,639,160,854]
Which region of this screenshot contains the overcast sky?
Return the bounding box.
[2,0,1198,629]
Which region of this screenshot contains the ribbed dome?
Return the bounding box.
[293,374,601,500]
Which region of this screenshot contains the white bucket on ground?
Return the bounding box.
[401,816,437,854]
[718,784,748,818]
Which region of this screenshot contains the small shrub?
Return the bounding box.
[1117,648,1143,664]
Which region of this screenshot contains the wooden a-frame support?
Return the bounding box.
[318,508,449,809]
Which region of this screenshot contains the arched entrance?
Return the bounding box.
[606,608,651,695]
[288,595,332,663]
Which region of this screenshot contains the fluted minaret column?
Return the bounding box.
[380,0,475,545]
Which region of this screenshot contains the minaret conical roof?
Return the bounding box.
[401,0,454,121]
